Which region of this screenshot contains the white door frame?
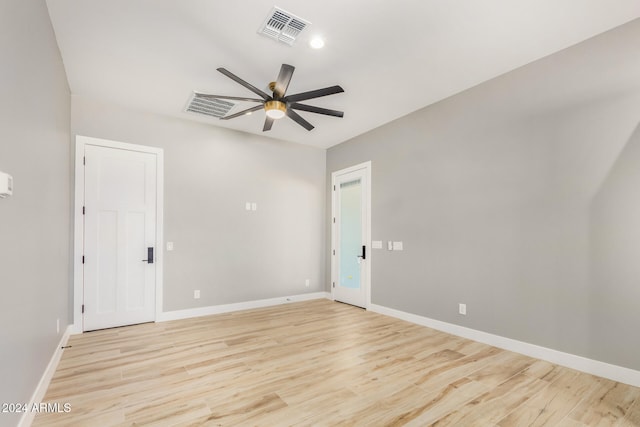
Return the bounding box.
[72,135,164,333]
[331,161,372,309]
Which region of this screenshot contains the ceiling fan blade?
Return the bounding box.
[263,116,275,131]
[283,85,344,103]
[217,68,271,100]
[220,104,264,120]
[286,109,314,131]
[274,64,295,98]
[290,103,344,118]
[194,92,264,103]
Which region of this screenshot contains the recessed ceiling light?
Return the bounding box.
[310,37,325,49]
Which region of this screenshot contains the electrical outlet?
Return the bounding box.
[459,303,467,315]
[305,279,310,287]
[194,290,200,299]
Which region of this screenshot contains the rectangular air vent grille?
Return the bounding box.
[186,95,235,119]
[258,7,310,46]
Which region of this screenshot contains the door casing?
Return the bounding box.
[73,135,164,333]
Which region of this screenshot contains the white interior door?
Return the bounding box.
[83,144,157,331]
[332,162,371,308]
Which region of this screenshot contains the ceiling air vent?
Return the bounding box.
[258,7,310,46]
[185,94,235,119]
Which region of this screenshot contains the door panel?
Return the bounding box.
[126,211,146,309]
[84,145,157,331]
[97,210,118,313]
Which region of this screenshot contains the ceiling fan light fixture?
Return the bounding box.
[265,100,286,119]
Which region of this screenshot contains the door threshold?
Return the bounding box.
[334,300,366,310]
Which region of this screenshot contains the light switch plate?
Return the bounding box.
[0,171,13,198]
[166,242,174,251]
[393,241,404,251]
[372,241,383,249]
[388,241,393,251]
[251,202,257,211]
[245,202,251,211]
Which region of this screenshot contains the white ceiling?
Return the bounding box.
[45,1,640,149]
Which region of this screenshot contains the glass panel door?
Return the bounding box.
[332,162,370,309]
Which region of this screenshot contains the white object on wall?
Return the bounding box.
[0,171,13,198]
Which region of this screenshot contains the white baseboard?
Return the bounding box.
[157,292,331,322]
[69,322,83,335]
[369,304,640,388]
[19,325,73,427]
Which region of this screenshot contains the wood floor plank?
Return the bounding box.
[32,299,640,426]
[467,350,536,388]
[385,377,491,427]
[619,398,640,426]
[496,369,585,426]
[429,372,549,426]
[566,377,640,426]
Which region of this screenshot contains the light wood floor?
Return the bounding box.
[34,299,640,426]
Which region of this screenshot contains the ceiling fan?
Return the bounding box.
[194,64,344,132]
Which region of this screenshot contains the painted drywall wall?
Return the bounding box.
[0,0,71,424]
[589,122,640,370]
[71,97,326,312]
[327,20,640,370]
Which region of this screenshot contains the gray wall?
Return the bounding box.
[589,122,640,370]
[71,96,326,312]
[0,0,71,425]
[327,20,640,370]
